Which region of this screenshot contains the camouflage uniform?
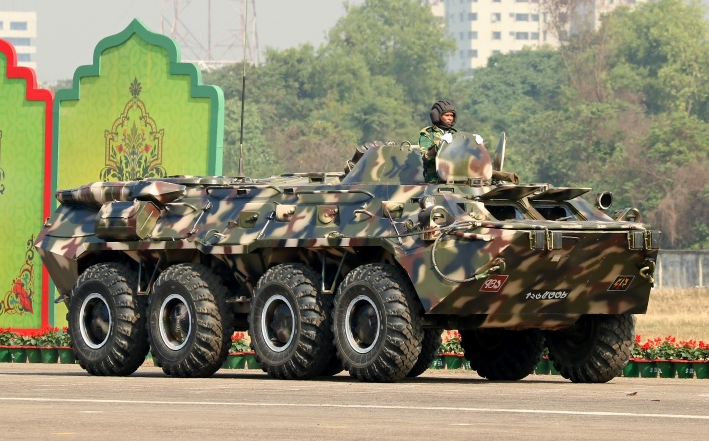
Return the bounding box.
[419,125,457,183]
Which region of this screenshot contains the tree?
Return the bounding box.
[452,49,569,180]
[324,0,456,120]
[603,0,709,118]
[222,100,281,178]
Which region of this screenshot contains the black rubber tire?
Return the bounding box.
[461,329,544,380]
[67,262,149,376]
[148,263,234,378]
[546,314,635,383]
[249,263,335,380]
[407,329,443,378]
[333,263,423,382]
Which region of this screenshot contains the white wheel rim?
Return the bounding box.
[261,294,295,353]
[345,294,380,354]
[159,293,192,351]
[79,293,111,349]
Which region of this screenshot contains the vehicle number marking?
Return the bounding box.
[480,275,509,292]
[524,290,570,300]
[608,276,634,291]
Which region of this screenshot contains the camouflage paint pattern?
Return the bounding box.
[35,132,660,330]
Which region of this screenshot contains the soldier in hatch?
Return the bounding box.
[419,100,488,183]
[419,100,457,182]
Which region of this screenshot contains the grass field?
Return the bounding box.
[635,288,709,342]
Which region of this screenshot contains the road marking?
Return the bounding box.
[1,397,708,420]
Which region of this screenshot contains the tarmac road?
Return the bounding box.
[1,363,708,440]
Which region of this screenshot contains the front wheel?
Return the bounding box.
[545,314,635,383]
[68,262,149,376]
[461,329,544,380]
[333,263,423,382]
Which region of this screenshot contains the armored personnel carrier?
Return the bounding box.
[35,132,660,382]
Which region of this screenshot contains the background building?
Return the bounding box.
[439,0,647,73]
[0,11,37,70]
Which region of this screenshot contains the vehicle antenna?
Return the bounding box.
[236,0,248,179]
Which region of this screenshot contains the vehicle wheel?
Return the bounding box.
[461,329,544,380]
[333,263,423,382]
[249,263,334,379]
[148,263,234,377]
[546,314,635,383]
[67,262,149,376]
[407,329,443,378]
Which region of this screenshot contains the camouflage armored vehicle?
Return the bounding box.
[35,132,660,383]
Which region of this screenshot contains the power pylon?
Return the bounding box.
[160,0,260,69]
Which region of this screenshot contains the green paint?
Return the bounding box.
[0,54,45,329]
[53,19,224,194]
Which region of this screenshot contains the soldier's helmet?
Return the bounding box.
[430,100,456,128]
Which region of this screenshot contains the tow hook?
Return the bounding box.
[639,258,656,286]
[472,258,507,281]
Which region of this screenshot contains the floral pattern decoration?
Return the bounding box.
[0,236,36,316]
[101,78,166,181]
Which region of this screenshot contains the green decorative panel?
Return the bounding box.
[0,40,53,331]
[54,19,224,192]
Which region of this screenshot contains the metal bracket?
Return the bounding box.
[321,252,347,295]
[137,256,162,296]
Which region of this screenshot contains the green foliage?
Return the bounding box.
[230,332,250,353]
[0,328,20,345]
[221,101,281,178]
[635,335,709,360]
[0,327,71,347]
[203,0,459,176]
[439,331,463,354]
[325,0,455,113]
[17,332,40,346]
[603,0,709,117]
[455,49,566,136]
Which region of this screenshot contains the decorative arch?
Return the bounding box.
[53,18,224,193]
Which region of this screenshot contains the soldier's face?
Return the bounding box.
[441,112,455,126]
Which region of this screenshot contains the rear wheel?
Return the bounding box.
[249,263,334,379]
[546,314,634,383]
[407,329,442,378]
[68,262,149,376]
[333,263,423,382]
[148,264,233,377]
[461,329,544,380]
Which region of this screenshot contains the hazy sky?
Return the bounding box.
[0,0,364,83]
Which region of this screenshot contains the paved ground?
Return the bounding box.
[1,362,708,440]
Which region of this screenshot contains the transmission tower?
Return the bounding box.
[160,0,260,69]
